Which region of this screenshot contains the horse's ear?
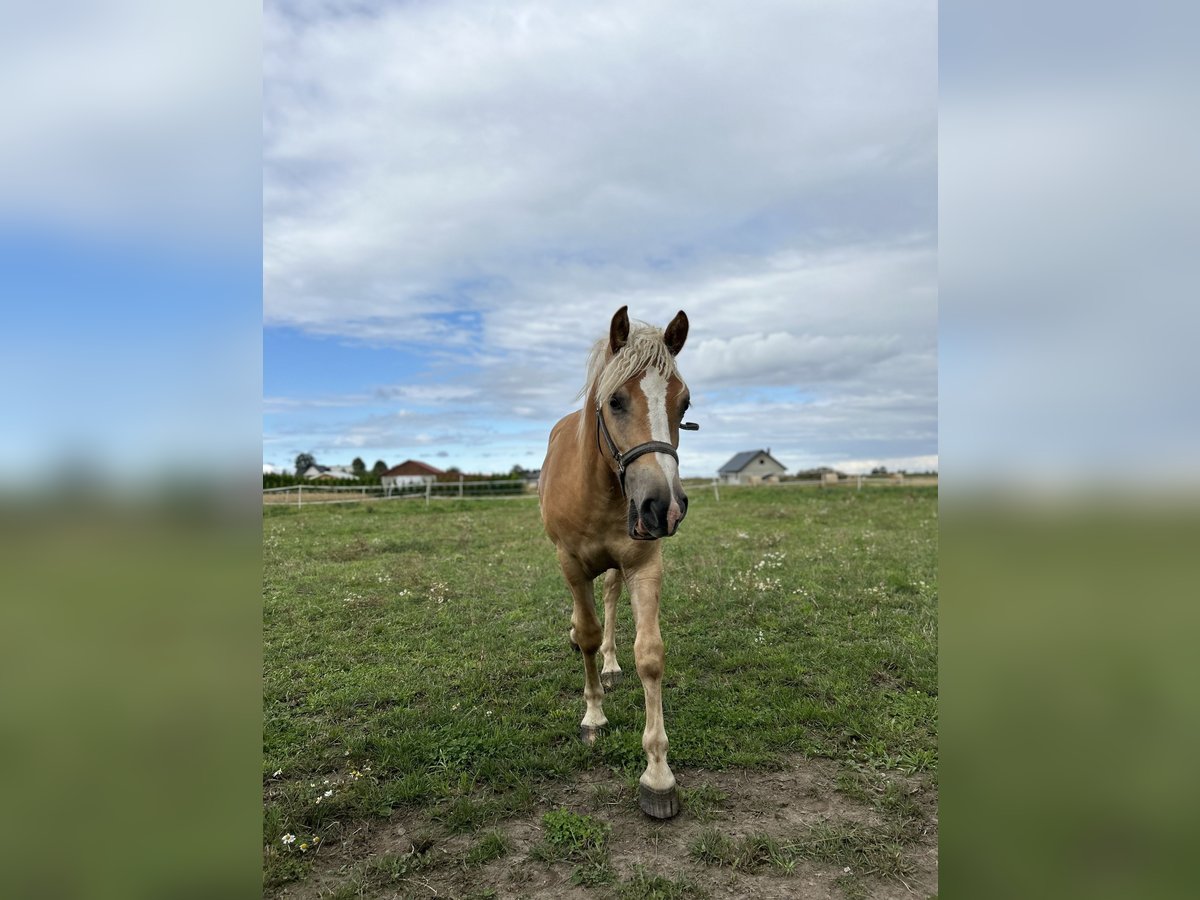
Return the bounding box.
[609,305,630,354]
[664,310,688,356]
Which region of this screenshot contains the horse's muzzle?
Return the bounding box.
[628,493,688,540]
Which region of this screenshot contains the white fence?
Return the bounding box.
[263,478,534,508]
[698,473,937,501]
[265,474,934,508]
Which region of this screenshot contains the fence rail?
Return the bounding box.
[263,478,535,508]
[265,474,934,508]
[699,473,936,500]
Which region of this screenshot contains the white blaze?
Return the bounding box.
[639,370,679,484]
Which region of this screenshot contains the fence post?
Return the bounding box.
[459,473,463,499]
[425,479,431,506]
[297,484,302,508]
[712,477,720,502]
[857,474,863,491]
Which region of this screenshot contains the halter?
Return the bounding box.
[595,400,699,497]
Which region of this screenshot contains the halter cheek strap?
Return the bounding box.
[595,402,698,496]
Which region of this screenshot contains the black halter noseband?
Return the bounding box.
[595,401,700,496]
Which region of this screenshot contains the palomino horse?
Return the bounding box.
[538,306,698,819]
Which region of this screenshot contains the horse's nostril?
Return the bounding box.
[639,497,671,533]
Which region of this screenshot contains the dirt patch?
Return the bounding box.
[270,755,937,900]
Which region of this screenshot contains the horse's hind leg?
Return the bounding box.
[559,552,607,745]
[599,568,624,689]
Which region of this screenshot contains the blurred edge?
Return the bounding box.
[941,0,1200,897]
[941,495,1200,899]
[0,498,262,899]
[3,0,1200,898]
[0,1,261,897]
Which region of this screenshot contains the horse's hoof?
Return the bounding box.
[579,724,603,746]
[638,783,681,819]
[600,670,623,690]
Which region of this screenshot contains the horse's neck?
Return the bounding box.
[574,400,622,506]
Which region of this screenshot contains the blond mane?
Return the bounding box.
[575,322,681,442]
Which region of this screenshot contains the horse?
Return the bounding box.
[538,305,698,819]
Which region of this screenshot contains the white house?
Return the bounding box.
[303,465,357,481]
[380,460,444,495]
[717,449,787,485]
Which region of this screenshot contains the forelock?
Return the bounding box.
[579,323,681,404]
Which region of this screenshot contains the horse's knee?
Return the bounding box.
[635,636,664,680]
[571,622,602,654]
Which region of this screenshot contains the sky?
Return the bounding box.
[0,1,260,486]
[263,0,939,478]
[5,1,1193,491]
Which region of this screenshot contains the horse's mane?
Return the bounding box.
[575,322,681,442]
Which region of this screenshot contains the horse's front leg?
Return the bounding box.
[599,568,624,689]
[559,552,607,745]
[626,559,680,818]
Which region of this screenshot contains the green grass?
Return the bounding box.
[690,816,920,895]
[788,820,916,878]
[774,767,930,893]
[677,784,729,822]
[322,845,438,899]
[463,829,508,868]
[615,865,707,899]
[836,769,927,823]
[531,808,615,886]
[263,486,937,889]
[532,808,611,862]
[689,828,792,873]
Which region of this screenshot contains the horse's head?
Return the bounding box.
[597,306,692,540]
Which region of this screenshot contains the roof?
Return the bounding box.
[717,449,786,474]
[383,460,445,477]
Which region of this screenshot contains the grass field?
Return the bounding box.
[263,485,938,898]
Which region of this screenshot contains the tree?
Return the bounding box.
[372,460,389,476]
[295,452,316,475]
[351,457,366,477]
[870,466,889,476]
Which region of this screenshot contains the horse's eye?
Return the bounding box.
[608,395,623,411]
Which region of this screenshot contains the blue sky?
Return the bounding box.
[263,0,938,478]
[0,1,260,485]
[0,227,259,481]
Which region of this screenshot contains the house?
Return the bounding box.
[381,460,444,495]
[303,465,357,481]
[717,449,787,485]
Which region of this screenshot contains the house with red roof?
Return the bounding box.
[380,460,444,495]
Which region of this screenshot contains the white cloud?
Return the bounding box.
[1,1,258,242]
[688,333,901,387]
[263,0,937,472]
